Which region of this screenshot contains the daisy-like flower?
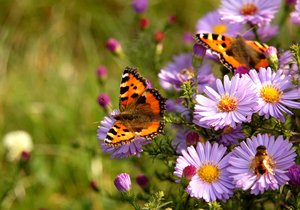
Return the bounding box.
[218,125,245,146]
[97,110,150,158]
[193,73,258,130]
[158,53,215,92]
[290,0,300,25]
[248,68,300,122]
[174,141,234,202]
[196,10,244,36]
[172,128,204,154]
[219,0,281,25]
[228,134,296,195]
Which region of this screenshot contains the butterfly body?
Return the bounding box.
[104,67,165,147]
[194,33,269,71]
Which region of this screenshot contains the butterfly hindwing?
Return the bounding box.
[134,89,165,138]
[194,33,270,71]
[104,121,135,145]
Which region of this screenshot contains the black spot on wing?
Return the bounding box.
[106,135,113,140]
[121,75,129,83]
[221,43,227,48]
[131,93,139,98]
[258,53,266,59]
[123,128,130,132]
[120,86,129,95]
[136,95,146,104]
[121,97,128,102]
[202,34,208,39]
[108,128,117,135]
[226,49,233,56]
[212,34,219,40]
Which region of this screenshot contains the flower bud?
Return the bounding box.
[132,0,148,13]
[97,93,111,109]
[106,38,122,55]
[114,173,132,192]
[96,66,107,80]
[183,165,197,180]
[264,46,278,70]
[136,174,149,188]
[139,17,150,30]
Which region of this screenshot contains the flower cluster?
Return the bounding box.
[97,0,300,208]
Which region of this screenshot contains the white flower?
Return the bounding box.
[3,130,33,161]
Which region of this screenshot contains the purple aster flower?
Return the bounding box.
[279,50,298,75]
[158,53,215,92]
[97,93,111,108]
[218,125,245,146]
[166,99,191,121]
[131,0,148,13]
[196,10,244,36]
[174,141,234,202]
[287,164,300,186]
[291,0,300,24]
[172,128,205,154]
[96,66,107,80]
[193,73,258,130]
[248,68,300,122]
[219,0,281,25]
[97,110,150,158]
[114,173,132,192]
[228,134,296,195]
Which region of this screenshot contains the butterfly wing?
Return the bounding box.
[194,33,269,71]
[119,67,147,111]
[244,40,269,70]
[134,89,165,139]
[104,121,135,146]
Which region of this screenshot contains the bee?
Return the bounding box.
[251,145,275,175]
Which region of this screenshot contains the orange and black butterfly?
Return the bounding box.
[104,67,166,147]
[194,33,270,71]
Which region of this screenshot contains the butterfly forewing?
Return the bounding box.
[119,67,147,110]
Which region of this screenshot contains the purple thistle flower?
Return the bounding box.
[218,125,245,146]
[219,0,281,25]
[174,141,234,202]
[287,164,300,186]
[158,53,215,92]
[97,93,111,108]
[97,110,150,158]
[228,134,296,195]
[172,128,205,154]
[131,0,148,13]
[106,38,122,54]
[114,173,132,192]
[136,174,149,188]
[291,0,300,24]
[193,73,258,130]
[196,10,244,36]
[248,68,300,122]
[96,66,107,80]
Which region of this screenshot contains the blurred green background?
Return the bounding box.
[0,0,220,209]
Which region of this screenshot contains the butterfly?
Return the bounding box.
[194,33,270,71]
[104,67,166,147]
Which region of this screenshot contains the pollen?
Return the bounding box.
[240,3,258,16]
[218,95,237,112]
[197,164,220,183]
[260,84,282,103]
[177,68,195,82]
[213,24,227,34]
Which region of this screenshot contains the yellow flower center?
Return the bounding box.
[222,126,232,134]
[218,95,237,112]
[240,3,258,15]
[177,68,194,82]
[197,164,220,183]
[213,24,228,34]
[260,84,282,103]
